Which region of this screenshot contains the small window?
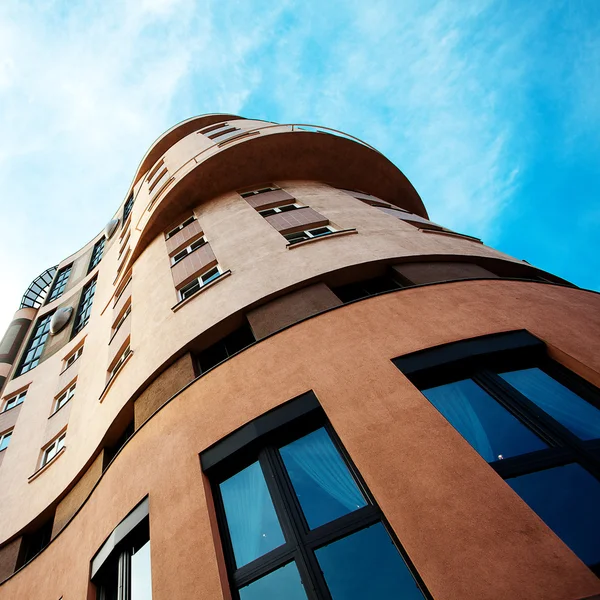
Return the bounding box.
[53,383,76,415]
[284,225,336,245]
[0,430,13,451]
[72,278,97,336]
[63,346,83,371]
[46,265,72,304]
[165,216,196,239]
[112,305,131,337]
[171,236,207,266]
[208,126,240,141]
[41,432,66,467]
[258,203,302,217]
[16,312,53,376]
[110,345,131,380]
[240,186,280,198]
[122,193,134,225]
[88,237,106,273]
[2,390,26,412]
[178,266,223,301]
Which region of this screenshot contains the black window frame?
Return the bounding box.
[393,330,600,575]
[15,312,54,376]
[46,264,72,304]
[88,237,106,273]
[201,392,431,600]
[122,193,134,226]
[72,277,98,337]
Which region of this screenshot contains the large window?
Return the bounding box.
[88,237,106,273]
[16,312,53,376]
[394,331,600,575]
[122,193,134,225]
[202,394,428,599]
[72,278,97,336]
[46,264,72,303]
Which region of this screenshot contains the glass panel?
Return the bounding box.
[500,368,600,440]
[219,461,285,567]
[280,428,367,529]
[507,463,600,566]
[422,379,548,462]
[316,523,425,600]
[239,561,308,600]
[131,540,153,600]
[0,433,11,451]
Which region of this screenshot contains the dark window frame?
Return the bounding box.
[15,312,54,376]
[88,237,106,273]
[72,277,98,337]
[202,392,431,599]
[46,264,72,304]
[122,193,134,226]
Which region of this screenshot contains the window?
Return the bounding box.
[208,126,241,141]
[284,226,336,245]
[41,432,66,467]
[16,312,53,376]
[72,278,97,336]
[332,272,405,303]
[53,383,75,414]
[166,216,196,239]
[240,186,280,198]
[112,305,131,337]
[110,344,131,380]
[122,193,134,225]
[394,331,600,575]
[63,345,83,371]
[91,498,152,600]
[88,237,106,273]
[2,390,26,412]
[258,204,302,217]
[178,266,223,301]
[0,430,12,451]
[202,393,428,600]
[197,323,255,374]
[171,236,207,265]
[46,265,72,303]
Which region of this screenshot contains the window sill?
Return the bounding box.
[28,446,66,483]
[171,270,232,312]
[419,228,482,244]
[286,228,357,249]
[99,351,134,403]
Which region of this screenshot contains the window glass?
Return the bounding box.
[131,540,152,600]
[315,523,425,600]
[500,368,600,440]
[280,427,367,529]
[0,432,11,451]
[219,461,285,567]
[201,267,220,285]
[422,379,548,462]
[239,562,307,600]
[507,463,600,567]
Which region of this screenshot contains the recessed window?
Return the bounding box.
[88,237,106,273]
[122,193,134,224]
[203,395,428,599]
[240,186,280,198]
[0,430,13,452]
[166,216,196,240]
[258,203,302,217]
[41,432,66,467]
[46,265,72,303]
[394,332,600,574]
[16,312,53,376]
[332,272,405,303]
[171,236,207,266]
[284,225,336,245]
[2,390,26,412]
[63,346,83,371]
[53,383,76,415]
[178,266,223,301]
[72,278,97,336]
[110,344,131,380]
[112,305,131,337]
[197,323,255,374]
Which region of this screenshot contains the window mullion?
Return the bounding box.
[117,549,131,600]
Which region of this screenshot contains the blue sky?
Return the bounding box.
[0,0,599,334]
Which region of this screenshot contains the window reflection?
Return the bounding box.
[131,540,152,600]
[239,562,308,600]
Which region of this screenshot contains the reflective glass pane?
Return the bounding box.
[239,561,308,600]
[280,428,367,529]
[422,379,547,462]
[507,463,600,566]
[131,540,153,600]
[500,368,600,440]
[316,522,425,600]
[0,433,11,451]
[220,461,285,567]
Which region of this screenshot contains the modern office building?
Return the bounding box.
[0,114,598,600]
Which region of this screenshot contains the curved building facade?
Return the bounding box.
[0,115,599,599]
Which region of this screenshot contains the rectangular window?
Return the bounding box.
[0,430,12,451]
[52,383,76,415]
[207,126,240,141]
[332,272,405,303]
[112,304,131,338]
[203,394,428,599]
[2,390,26,412]
[284,225,336,245]
[88,237,106,273]
[41,431,66,467]
[240,186,280,198]
[166,216,196,239]
[196,323,255,374]
[394,333,600,575]
[46,265,72,303]
[178,265,223,301]
[110,344,131,380]
[122,193,134,224]
[258,203,302,217]
[16,312,53,376]
[171,236,207,265]
[72,278,97,336]
[63,345,83,371]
